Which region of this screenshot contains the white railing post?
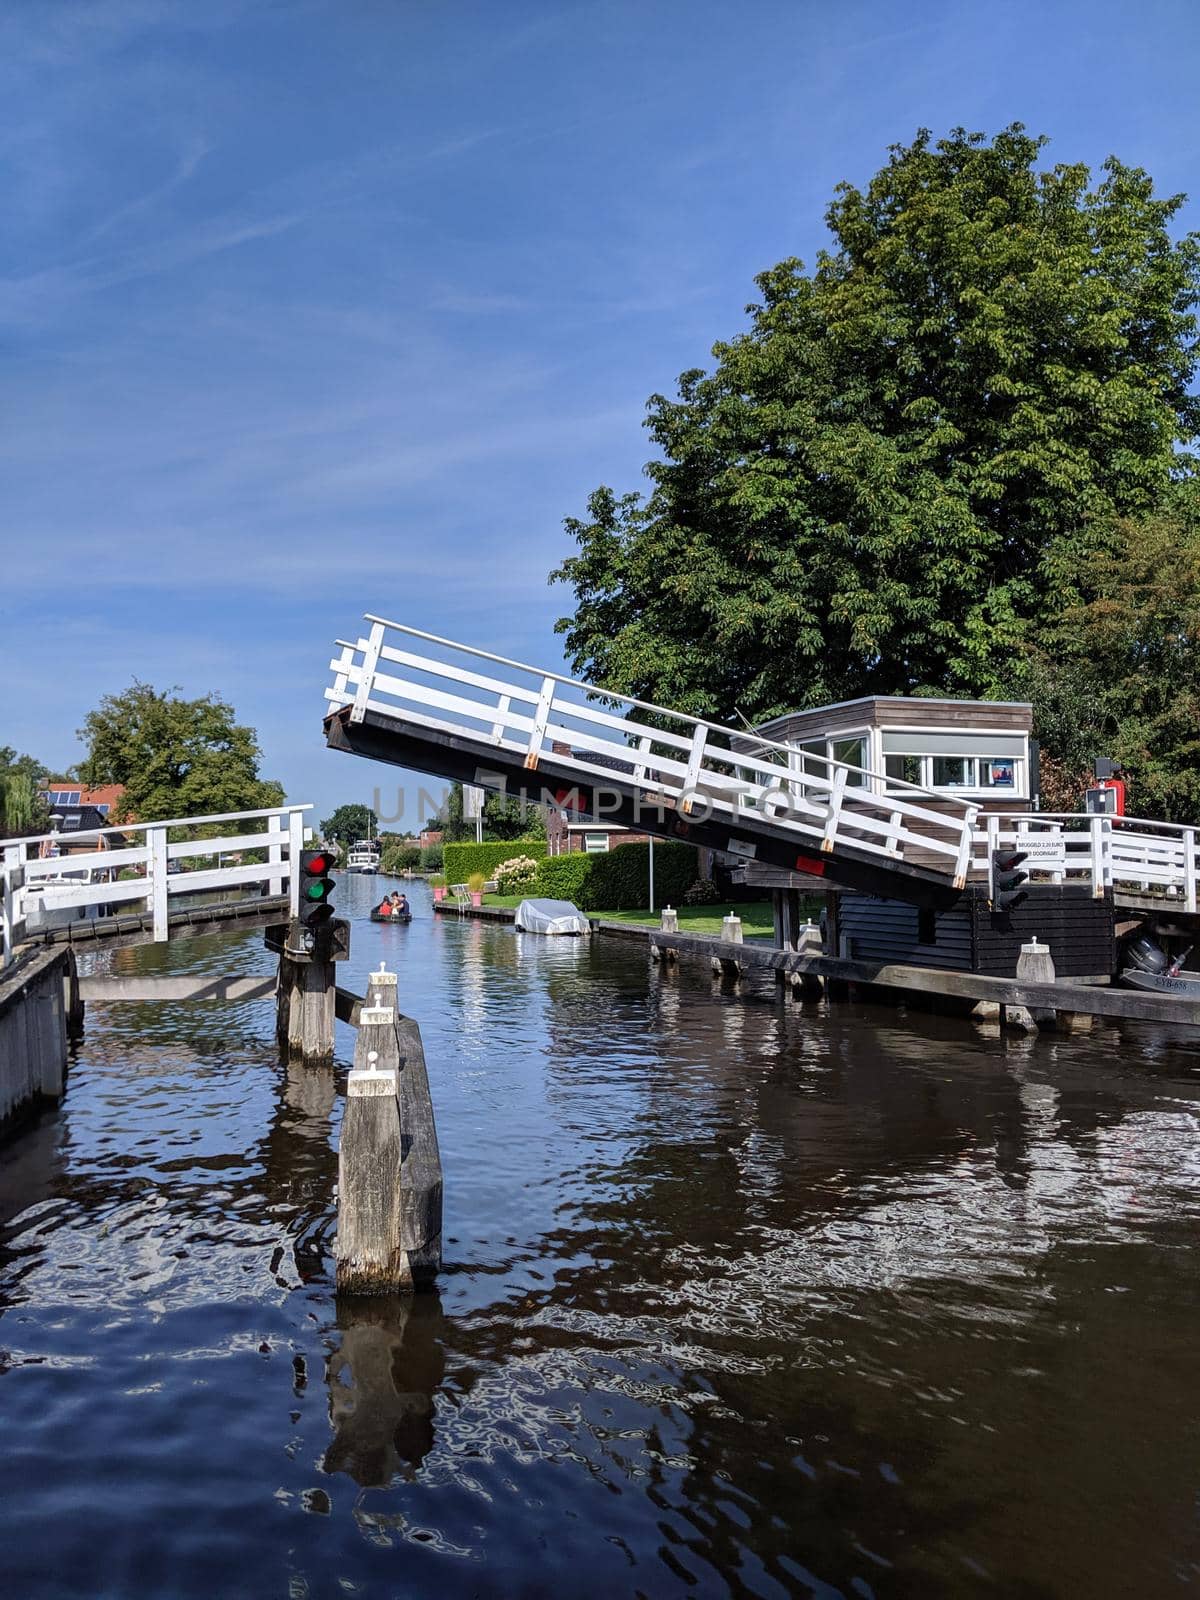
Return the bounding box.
[632,734,653,786]
[884,809,902,856]
[523,676,557,772]
[947,806,979,896]
[350,622,387,725]
[1,847,23,968]
[330,641,355,701]
[984,813,1000,898]
[679,725,709,816]
[953,806,979,889]
[1089,814,1108,898]
[1185,828,1197,914]
[288,809,305,919]
[149,825,169,940]
[491,693,512,743]
[821,767,849,852]
[267,812,284,898]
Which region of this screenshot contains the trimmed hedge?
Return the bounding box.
[443,838,547,883]
[533,841,698,911]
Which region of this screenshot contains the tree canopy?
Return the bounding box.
[77,682,284,822]
[553,126,1200,724]
[1011,484,1200,819]
[320,803,377,850]
[424,781,546,843]
[0,746,49,836]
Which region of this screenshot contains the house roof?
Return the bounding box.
[43,780,128,818]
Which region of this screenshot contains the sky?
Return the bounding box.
[3,0,1198,824]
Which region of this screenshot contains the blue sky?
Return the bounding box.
[4,0,1198,823]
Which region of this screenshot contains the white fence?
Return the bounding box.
[1,805,313,968]
[975,812,1200,909]
[327,617,980,884]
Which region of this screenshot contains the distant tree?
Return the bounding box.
[422,781,545,842]
[77,682,284,822]
[0,746,50,836]
[553,125,1200,722]
[320,803,378,851]
[380,840,421,873]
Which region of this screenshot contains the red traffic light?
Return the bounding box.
[994,848,1028,873]
[304,851,334,875]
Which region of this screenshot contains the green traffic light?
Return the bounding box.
[303,881,332,901]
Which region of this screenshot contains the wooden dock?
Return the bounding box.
[431,900,1200,1030]
[649,929,1200,1027]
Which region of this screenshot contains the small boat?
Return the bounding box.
[1121,968,1200,996]
[1119,931,1200,995]
[514,898,590,935]
[346,838,381,874]
[370,909,412,923]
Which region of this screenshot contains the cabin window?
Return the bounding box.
[932,756,972,787]
[582,832,610,854]
[979,759,1016,788]
[884,754,923,790]
[831,737,867,786]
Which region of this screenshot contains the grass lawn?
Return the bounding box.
[480,895,786,938]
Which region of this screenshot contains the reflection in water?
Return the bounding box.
[0,874,1198,1598]
[324,1293,446,1486]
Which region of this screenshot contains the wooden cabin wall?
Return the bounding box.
[834,886,1115,980]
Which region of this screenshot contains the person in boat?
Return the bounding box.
[376,894,396,917]
[394,891,410,917]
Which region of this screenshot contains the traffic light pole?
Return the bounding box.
[275,916,350,1068]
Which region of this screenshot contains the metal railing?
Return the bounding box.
[326,617,980,885]
[1,805,313,967]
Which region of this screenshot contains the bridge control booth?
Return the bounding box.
[733,695,1116,983]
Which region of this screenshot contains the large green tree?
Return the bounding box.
[78,682,284,822]
[320,803,377,850]
[0,746,49,836]
[553,126,1200,722]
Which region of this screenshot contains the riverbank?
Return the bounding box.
[479,896,779,937]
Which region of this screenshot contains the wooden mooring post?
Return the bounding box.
[336,965,442,1296]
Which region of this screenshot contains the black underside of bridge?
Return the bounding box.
[324,707,963,910]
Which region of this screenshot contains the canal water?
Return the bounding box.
[1,874,1198,1598]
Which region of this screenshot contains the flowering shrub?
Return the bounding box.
[496,854,540,891]
[682,878,723,905]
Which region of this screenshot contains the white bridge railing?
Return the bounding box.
[326,618,1200,913]
[975,812,1200,909]
[327,617,980,884]
[1,804,313,968]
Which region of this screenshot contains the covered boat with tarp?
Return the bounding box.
[514,898,590,936]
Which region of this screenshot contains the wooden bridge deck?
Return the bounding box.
[20,894,291,955]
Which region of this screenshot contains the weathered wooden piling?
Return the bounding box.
[1005,937,1055,1032]
[0,948,70,1134]
[336,965,442,1296]
[788,921,825,1000]
[710,913,744,981]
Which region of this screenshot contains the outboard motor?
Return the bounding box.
[1123,932,1169,975]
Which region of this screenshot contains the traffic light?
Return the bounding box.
[991,847,1029,913]
[299,847,336,929]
